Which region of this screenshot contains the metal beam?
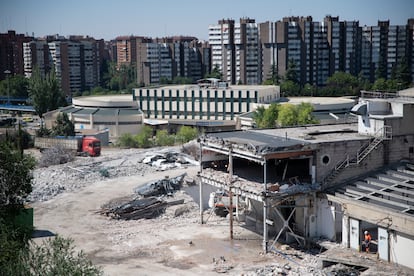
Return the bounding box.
[264,150,313,160]
[268,207,303,250]
[366,178,414,197]
[355,182,414,205]
[345,187,412,210]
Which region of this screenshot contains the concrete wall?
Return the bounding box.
[315,139,368,185]
[316,133,414,189]
[315,198,336,240]
[390,231,414,270]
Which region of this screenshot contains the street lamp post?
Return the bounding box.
[4,70,11,105]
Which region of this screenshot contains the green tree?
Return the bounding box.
[51,113,75,137]
[253,102,318,128]
[280,80,301,96]
[324,71,360,96]
[263,64,281,85]
[135,126,153,148]
[296,102,318,125]
[155,129,175,146]
[252,106,266,128]
[205,64,222,80]
[375,55,387,80]
[263,103,280,128]
[29,67,66,119]
[0,141,35,206]
[117,133,138,148]
[176,126,198,144]
[253,104,279,129]
[277,104,298,126]
[395,56,412,89]
[20,236,102,275]
[0,75,29,98]
[0,215,33,275]
[285,59,298,83]
[372,78,388,91]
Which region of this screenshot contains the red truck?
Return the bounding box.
[34,136,101,157]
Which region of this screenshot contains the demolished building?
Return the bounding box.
[198,90,414,270]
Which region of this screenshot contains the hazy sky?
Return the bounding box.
[1,0,413,41]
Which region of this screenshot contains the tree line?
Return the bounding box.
[263,57,412,97]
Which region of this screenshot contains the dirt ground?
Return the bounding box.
[30,148,414,276]
[31,166,279,275]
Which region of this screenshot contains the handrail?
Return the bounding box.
[323,125,392,185]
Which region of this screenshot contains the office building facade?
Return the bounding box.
[134,84,280,121]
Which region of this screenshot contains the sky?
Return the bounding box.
[1,0,413,41]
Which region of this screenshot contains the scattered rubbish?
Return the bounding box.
[134,173,187,197]
[142,150,199,171]
[212,256,234,273]
[99,168,109,177]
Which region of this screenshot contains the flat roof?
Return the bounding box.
[253,123,367,144]
[284,96,356,110]
[137,84,279,92]
[205,129,308,150]
[201,123,369,159]
[72,94,138,108]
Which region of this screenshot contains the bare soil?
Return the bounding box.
[30,148,414,275]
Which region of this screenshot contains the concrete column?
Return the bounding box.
[89,113,94,129]
[115,109,119,137]
[263,160,268,252]
[199,144,204,224]
[342,213,350,248]
[229,148,233,240]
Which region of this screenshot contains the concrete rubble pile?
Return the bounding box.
[99,173,189,220]
[28,147,198,203]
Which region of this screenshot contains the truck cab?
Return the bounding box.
[82,136,101,156]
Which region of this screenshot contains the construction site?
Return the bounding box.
[29,90,414,275]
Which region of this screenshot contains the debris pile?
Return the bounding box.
[134,173,187,197]
[100,173,190,220]
[27,146,200,202]
[142,150,199,171]
[37,145,75,167]
[100,197,168,220]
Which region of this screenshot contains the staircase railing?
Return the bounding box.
[322,126,392,186]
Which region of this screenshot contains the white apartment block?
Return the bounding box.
[23,40,48,78]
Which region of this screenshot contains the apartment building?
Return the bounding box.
[209,18,260,85]
[23,40,51,78]
[115,35,206,86]
[226,16,414,86]
[0,30,32,80]
[23,36,104,97]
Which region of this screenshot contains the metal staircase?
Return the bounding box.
[323,126,392,186]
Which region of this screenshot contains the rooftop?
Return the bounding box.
[139,84,279,93]
[201,123,369,162]
[333,162,414,219]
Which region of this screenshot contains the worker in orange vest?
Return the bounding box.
[362,230,372,252]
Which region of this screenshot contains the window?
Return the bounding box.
[322,155,330,165]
